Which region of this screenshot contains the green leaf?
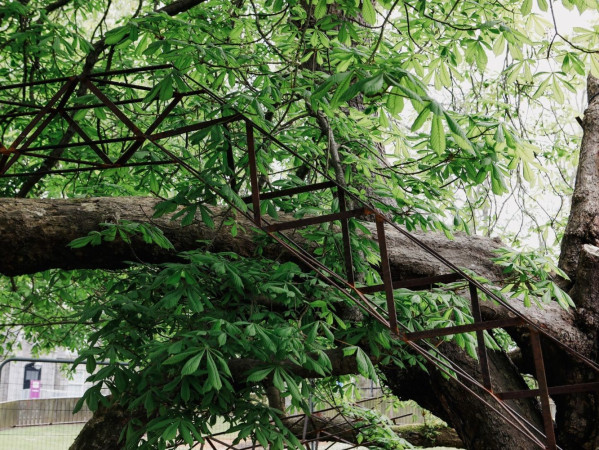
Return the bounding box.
[521,0,533,15]
[105,26,129,45]
[362,0,377,25]
[247,367,273,382]
[386,87,404,115]
[206,352,222,390]
[181,351,204,376]
[199,205,215,228]
[314,0,327,19]
[411,105,430,132]
[430,114,446,155]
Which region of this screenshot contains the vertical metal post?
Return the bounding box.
[530,328,557,450]
[245,121,261,226]
[338,189,355,285]
[469,282,492,390]
[375,214,399,335]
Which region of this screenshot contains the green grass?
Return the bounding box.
[0,423,83,450]
[0,423,461,449]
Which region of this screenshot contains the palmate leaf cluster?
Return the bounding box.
[0,0,598,447]
[66,242,418,449]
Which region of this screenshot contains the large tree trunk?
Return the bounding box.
[551,76,599,450]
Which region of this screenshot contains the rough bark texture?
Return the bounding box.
[394,424,464,448]
[0,196,503,278]
[383,346,543,450]
[68,403,130,450]
[553,76,599,450]
[559,75,599,282]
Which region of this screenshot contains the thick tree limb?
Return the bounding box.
[0,196,503,278]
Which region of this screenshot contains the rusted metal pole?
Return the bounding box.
[529,328,557,450]
[338,189,355,285]
[469,282,492,390]
[375,214,398,335]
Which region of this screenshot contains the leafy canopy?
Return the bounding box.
[0,0,596,447]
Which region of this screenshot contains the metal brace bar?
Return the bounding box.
[470,282,492,390]
[115,94,182,165]
[84,79,144,137]
[497,381,599,400]
[149,113,243,140]
[59,110,113,165]
[530,327,557,450]
[1,79,78,175]
[242,181,336,203]
[263,208,370,233]
[404,317,524,341]
[338,189,355,285]
[376,214,399,335]
[357,272,464,295]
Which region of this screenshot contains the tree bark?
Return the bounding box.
[383,345,544,450]
[68,403,132,450]
[0,196,504,278]
[551,75,599,450]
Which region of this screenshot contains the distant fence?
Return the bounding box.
[0,397,91,429]
[0,362,425,450]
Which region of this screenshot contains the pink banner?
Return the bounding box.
[29,380,41,399]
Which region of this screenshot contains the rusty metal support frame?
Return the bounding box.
[530,328,558,449]
[470,282,492,390]
[3,66,599,450]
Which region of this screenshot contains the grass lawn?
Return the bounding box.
[0,423,83,450]
[0,424,461,449]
